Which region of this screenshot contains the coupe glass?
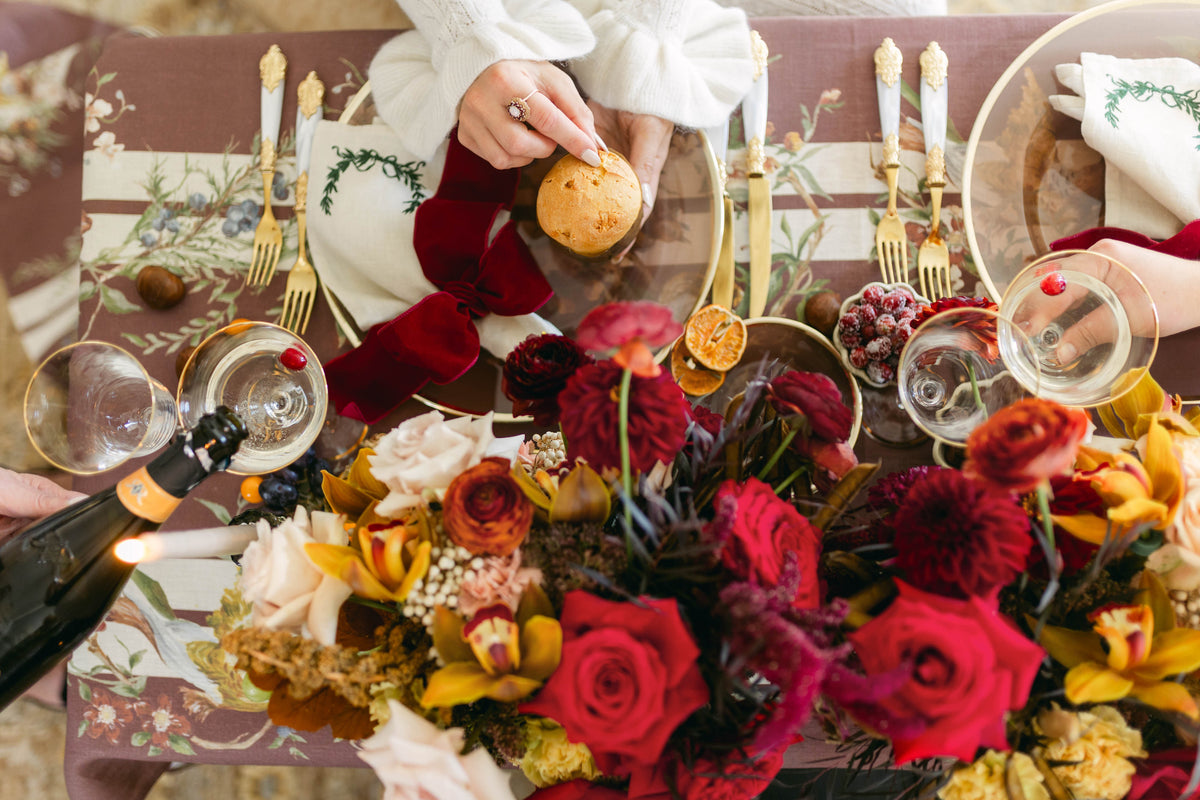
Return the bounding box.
[998,250,1158,407]
[25,341,178,474]
[177,321,327,475]
[898,308,1040,445]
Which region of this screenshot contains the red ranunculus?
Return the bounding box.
[689,404,725,438]
[963,398,1089,494]
[528,781,627,800]
[767,370,853,443]
[575,301,683,351]
[443,457,533,556]
[709,478,822,608]
[847,582,1044,764]
[520,592,709,774]
[558,361,691,473]
[891,469,1032,599]
[503,333,595,426]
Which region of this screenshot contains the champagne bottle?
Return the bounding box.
[0,406,247,712]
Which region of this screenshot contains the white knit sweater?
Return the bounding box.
[370,0,755,159]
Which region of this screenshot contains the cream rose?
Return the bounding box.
[239,507,352,646]
[358,699,515,800]
[369,410,495,518]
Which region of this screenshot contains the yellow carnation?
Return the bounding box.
[1040,705,1146,800]
[938,750,1048,800]
[520,718,601,788]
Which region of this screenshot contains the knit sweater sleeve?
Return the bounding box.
[566,0,755,128]
[370,0,595,159]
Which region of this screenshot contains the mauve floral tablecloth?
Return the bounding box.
[51,10,1200,800]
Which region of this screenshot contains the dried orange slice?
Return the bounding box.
[683,304,747,372]
[670,339,724,397]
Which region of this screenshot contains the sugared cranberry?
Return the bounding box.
[1040,272,1067,296]
[280,347,308,370]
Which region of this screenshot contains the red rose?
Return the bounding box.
[963,398,1089,494]
[767,370,853,443]
[1128,748,1199,800]
[520,592,709,772]
[558,361,691,473]
[848,582,1044,763]
[709,478,822,608]
[503,333,595,426]
[443,457,533,556]
[528,781,626,800]
[624,746,785,800]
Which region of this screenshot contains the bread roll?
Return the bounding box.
[536,151,642,258]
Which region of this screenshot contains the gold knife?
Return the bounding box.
[704,120,735,309]
[744,30,771,319]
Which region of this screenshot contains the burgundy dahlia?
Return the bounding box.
[766,371,852,443]
[891,469,1032,599]
[557,360,690,473]
[502,333,594,425]
[866,465,946,511]
[911,295,998,329]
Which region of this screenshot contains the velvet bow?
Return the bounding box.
[326,134,552,423]
[1052,219,1200,260]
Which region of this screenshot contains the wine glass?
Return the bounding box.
[898,308,1041,445]
[177,321,327,475]
[998,250,1158,407]
[24,341,178,474]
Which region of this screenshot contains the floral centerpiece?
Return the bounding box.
[221,300,1200,800]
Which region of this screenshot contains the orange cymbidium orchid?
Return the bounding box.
[1052,421,1182,546]
[1040,572,1200,719]
[421,585,562,708]
[321,447,393,527]
[304,514,432,604]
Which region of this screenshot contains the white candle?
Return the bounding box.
[114,525,258,564]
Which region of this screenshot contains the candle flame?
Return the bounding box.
[114,538,147,564]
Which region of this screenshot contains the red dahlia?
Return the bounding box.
[502,333,595,426]
[891,469,1032,599]
[558,360,691,473]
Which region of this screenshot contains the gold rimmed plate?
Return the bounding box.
[962,0,1200,300]
[339,83,723,422]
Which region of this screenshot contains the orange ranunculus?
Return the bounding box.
[443,457,534,556]
[962,398,1090,494]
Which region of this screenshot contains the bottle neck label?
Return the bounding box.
[116,467,182,523]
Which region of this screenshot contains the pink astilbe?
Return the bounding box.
[719,555,920,751]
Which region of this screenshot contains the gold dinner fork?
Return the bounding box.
[917,42,952,301]
[247,45,286,287]
[874,37,907,285]
[279,71,324,334]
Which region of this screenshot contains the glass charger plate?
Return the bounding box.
[694,318,863,448]
[339,83,722,422]
[962,0,1200,300]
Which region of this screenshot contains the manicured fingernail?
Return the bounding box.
[595,134,608,152]
[642,184,653,208]
[1056,343,1077,364]
[581,149,601,167]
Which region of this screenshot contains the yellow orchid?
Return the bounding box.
[513,461,612,524]
[421,585,561,708]
[1052,433,1179,545]
[321,448,392,527]
[304,513,432,604]
[1040,572,1200,718]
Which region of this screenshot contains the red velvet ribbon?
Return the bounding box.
[326,134,552,423]
[1051,218,1200,259]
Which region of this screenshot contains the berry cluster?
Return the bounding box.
[837,284,920,385]
[240,448,332,517]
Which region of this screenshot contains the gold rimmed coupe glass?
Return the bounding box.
[24,341,178,474]
[998,250,1158,408]
[177,321,327,475]
[898,307,1041,446]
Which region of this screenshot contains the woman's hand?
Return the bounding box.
[588,102,673,223]
[0,468,86,539]
[458,60,601,170]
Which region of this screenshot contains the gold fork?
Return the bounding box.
[247,44,286,286]
[873,37,907,285]
[917,42,952,301]
[279,71,324,334]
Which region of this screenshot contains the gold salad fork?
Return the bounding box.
[247,44,286,286]
[917,42,952,301]
[873,37,907,285]
[279,71,324,334]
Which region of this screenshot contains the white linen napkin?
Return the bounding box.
[306,119,558,360]
[1049,52,1200,240]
